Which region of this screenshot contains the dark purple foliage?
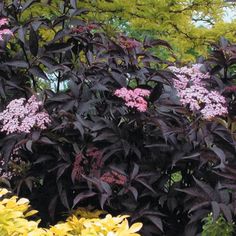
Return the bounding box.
[0,1,235,236]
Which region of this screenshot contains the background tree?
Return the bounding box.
[76,0,236,62]
[6,0,236,62]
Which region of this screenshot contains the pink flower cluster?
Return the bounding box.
[119,36,141,49]
[0,145,25,180]
[0,95,51,134]
[0,158,13,179]
[71,147,104,182]
[86,147,103,173]
[169,64,228,120]
[71,153,84,182]
[224,85,236,93]
[0,18,13,41]
[101,170,127,185]
[72,24,97,33]
[114,88,150,112]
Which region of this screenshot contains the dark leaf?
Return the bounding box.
[193,177,218,201]
[29,26,38,56]
[149,82,163,102]
[145,215,163,232]
[21,0,39,12]
[29,66,48,80]
[219,203,232,221]
[129,186,138,201]
[57,163,70,181]
[131,163,139,180]
[59,189,70,209]
[45,43,72,53]
[144,37,172,50]
[210,145,226,167]
[2,139,16,166]
[211,201,220,221]
[73,121,84,138]
[73,191,97,207]
[99,193,109,209]
[4,61,28,68]
[48,195,58,220]
[136,178,156,194]
[26,140,33,152]
[70,0,77,8]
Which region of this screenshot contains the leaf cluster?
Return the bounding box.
[0,188,142,236]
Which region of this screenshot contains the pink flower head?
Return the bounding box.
[119,36,141,49]
[134,88,151,97]
[0,18,13,41]
[71,147,104,182]
[0,145,25,180]
[87,24,98,30]
[0,18,8,27]
[0,28,13,36]
[170,64,228,120]
[71,153,85,182]
[101,170,127,185]
[114,87,150,112]
[72,24,98,34]
[86,147,104,172]
[0,95,51,134]
[224,85,236,93]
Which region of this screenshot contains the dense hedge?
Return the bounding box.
[0,1,235,236]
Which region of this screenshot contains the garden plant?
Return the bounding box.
[0,1,235,236]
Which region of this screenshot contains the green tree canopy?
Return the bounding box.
[77,0,236,61]
[6,0,236,61]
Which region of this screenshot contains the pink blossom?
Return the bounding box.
[0,145,25,180]
[86,147,104,173]
[170,64,228,120]
[71,153,85,182]
[0,157,13,179]
[119,36,141,49]
[101,170,127,185]
[0,18,8,26]
[114,87,150,112]
[0,29,13,36]
[0,95,51,134]
[134,88,151,97]
[0,18,13,41]
[71,147,104,182]
[72,24,98,33]
[224,85,236,93]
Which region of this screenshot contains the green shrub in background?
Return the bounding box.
[202,214,235,236]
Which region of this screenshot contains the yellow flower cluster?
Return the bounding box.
[0,189,142,236]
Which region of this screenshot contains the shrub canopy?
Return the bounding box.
[0,1,235,236]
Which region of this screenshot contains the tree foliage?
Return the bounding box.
[74,0,236,62]
[7,0,236,61]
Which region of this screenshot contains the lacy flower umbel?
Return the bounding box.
[101,170,127,186]
[169,64,228,120]
[0,95,51,134]
[0,18,13,41]
[114,88,150,112]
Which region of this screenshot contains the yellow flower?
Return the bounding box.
[0,189,8,197]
